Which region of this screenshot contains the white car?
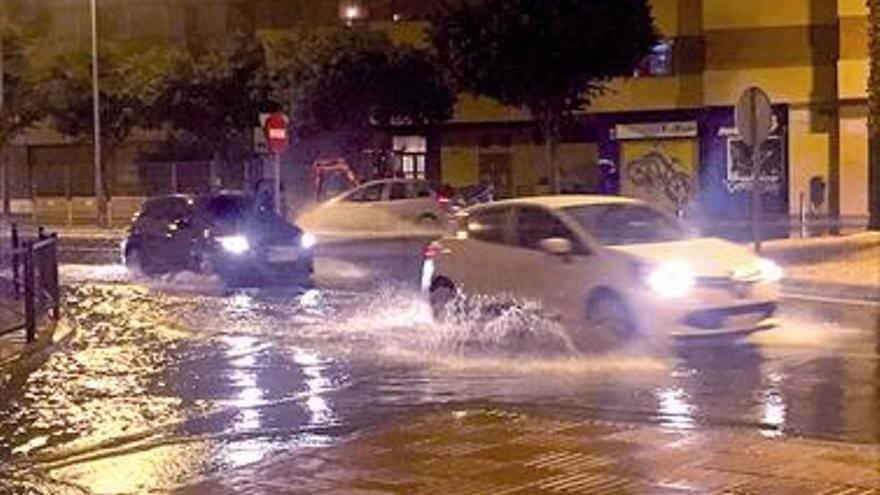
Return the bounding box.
[298,178,451,234]
[422,195,782,348]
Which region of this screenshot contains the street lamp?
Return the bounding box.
[90,0,104,225]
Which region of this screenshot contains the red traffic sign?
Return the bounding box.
[263,112,289,154]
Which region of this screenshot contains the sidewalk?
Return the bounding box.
[764,232,880,301]
[178,407,880,494]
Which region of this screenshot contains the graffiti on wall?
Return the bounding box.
[624,148,693,212]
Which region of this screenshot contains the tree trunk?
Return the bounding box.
[543,112,561,195]
[869,0,880,230]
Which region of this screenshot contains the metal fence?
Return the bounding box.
[0,225,61,343]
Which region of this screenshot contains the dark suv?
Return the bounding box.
[122,192,315,286]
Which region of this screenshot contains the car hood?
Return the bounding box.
[606,237,758,278]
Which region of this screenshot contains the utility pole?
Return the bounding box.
[90,0,105,226]
[0,24,7,216]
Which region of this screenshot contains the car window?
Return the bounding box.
[412,181,432,198]
[467,207,510,244]
[389,182,409,201]
[515,207,582,252]
[563,204,685,246]
[195,195,254,223]
[345,183,385,202]
[143,198,188,221]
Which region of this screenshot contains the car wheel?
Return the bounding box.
[417,214,441,229]
[580,292,636,350]
[124,245,147,276]
[429,278,457,322]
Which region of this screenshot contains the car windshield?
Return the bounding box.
[562,204,686,246]
[196,196,257,223]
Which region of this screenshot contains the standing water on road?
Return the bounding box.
[0,260,876,494]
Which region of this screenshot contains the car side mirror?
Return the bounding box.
[539,237,573,257]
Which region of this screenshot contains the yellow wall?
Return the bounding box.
[703,66,837,106]
[788,107,834,216]
[590,75,704,112]
[510,145,543,195]
[441,143,598,195]
[839,59,869,100]
[440,146,479,186]
[839,0,868,17]
[703,0,836,29]
[839,111,869,217]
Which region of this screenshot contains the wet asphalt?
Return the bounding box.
[0,240,876,494]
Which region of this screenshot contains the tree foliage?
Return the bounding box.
[265,28,454,137]
[431,0,658,118]
[151,35,271,161]
[40,43,179,146]
[431,0,658,190]
[0,26,43,144]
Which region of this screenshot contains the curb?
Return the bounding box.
[762,232,880,265]
[782,278,880,303]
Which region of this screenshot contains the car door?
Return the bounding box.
[442,205,520,296]
[320,182,390,231]
[385,180,415,222]
[509,206,596,321]
[384,180,440,223]
[140,197,195,271]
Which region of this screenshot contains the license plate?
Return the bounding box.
[267,246,298,263]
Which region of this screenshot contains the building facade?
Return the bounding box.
[3,0,871,232]
[419,0,870,234]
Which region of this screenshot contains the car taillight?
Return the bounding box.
[436,194,451,208]
[423,242,442,259]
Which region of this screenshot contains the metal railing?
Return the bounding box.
[0,225,61,343]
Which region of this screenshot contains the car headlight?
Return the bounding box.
[218,235,250,255]
[646,261,695,298]
[756,258,784,283]
[300,233,317,249]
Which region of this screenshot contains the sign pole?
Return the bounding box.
[261,112,290,218]
[273,153,282,216]
[735,87,773,254]
[90,0,104,226]
[751,137,763,254]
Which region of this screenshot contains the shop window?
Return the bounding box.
[393,135,427,180]
[634,40,673,77]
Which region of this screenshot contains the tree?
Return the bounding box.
[0,25,43,212]
[869,0,880,230]
[41,43,178,214]
[431,0,658,193]
[264,28,453,169]
[153,34,272,185]
[290,37,454,135]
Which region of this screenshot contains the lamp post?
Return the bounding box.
[90,0,104,225]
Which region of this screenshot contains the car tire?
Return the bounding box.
[580,291,637,350]
[429,278,457,322]
[124,245,147,276]
[416,214,441,229]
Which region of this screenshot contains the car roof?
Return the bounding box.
[468,195,642,212]
[359,178,427,187]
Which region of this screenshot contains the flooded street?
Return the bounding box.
[0,253,877,494]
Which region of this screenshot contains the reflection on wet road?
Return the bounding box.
[0,261,877,493]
